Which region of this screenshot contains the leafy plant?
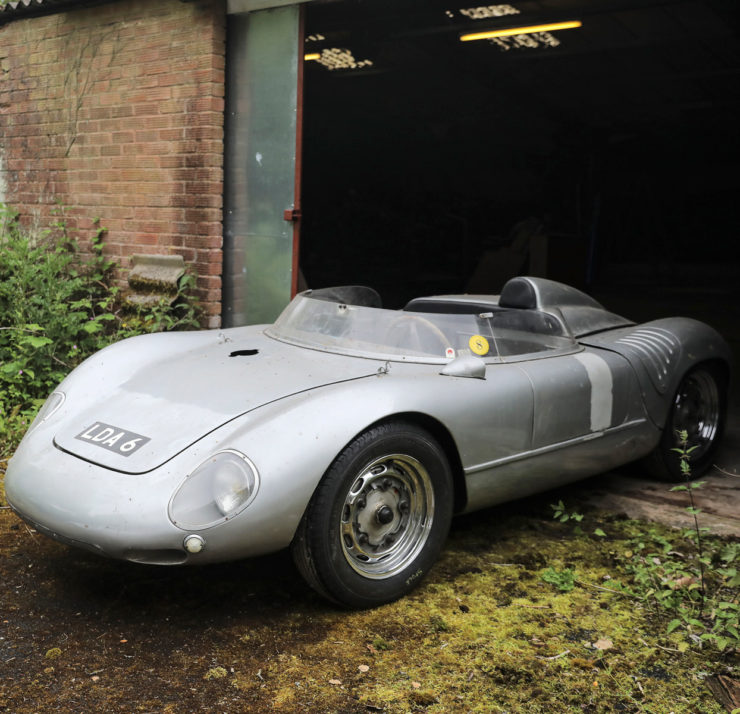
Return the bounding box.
[547,436,739,653]
[550,499,584,525]
[610,432,740,652]
[118,271,201,336]
[670,430,708,597]
[541,566,576,592]
[551,499,606,537]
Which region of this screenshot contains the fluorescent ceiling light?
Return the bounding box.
[460,20,582,42]
[492,32,561,51]
[305,48,374,71]
[458,5,520,20]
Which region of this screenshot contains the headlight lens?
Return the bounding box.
[28,391,66,432]
[168,450,260,530]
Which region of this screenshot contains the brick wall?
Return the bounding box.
[0,0,226,327]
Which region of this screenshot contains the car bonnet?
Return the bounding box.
[52,332,381,474]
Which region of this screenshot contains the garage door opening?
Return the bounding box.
[299,0,740,309]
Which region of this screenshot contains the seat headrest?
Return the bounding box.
[499,277,537,309]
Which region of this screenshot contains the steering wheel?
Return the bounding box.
[384,315,451,354]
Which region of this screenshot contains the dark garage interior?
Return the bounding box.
[297,0,740,600]
[299,0,740,313]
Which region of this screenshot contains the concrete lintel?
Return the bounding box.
[128,254,185,294]
[227,0,313,14]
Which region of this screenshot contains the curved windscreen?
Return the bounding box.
[266,290,577,363]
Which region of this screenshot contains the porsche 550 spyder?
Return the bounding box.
[4,277,731,607]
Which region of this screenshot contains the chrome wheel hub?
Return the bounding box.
[340,454,434,579]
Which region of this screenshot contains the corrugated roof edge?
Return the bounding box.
[1,0,199,24]
[0,0,134,25]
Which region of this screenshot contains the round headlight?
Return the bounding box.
[27,391,66,434]
[168,450,260,530]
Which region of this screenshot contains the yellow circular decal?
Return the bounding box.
[469,334,489,356]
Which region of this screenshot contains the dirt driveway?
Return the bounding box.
[573,410,740,537]
[2,452,737,713]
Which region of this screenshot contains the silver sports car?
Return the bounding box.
[5,277,731,607]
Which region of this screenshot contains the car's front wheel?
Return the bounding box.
[291,421,453,608]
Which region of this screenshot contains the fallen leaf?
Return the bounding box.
[412,681,421,689]
[366,644,378,654]
[673,575,697,589]
[358,664,370,673]
[91,676,100,683]
[593,638,614,651]
[329,679,342,686]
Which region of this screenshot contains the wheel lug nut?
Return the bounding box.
[376,505,394,525]
[382,478,393,490]
[358,533,369,545]
[399,500,409,512]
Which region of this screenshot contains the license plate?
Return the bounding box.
[75,422,151,457]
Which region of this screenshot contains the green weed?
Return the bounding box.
[549,433,739,653]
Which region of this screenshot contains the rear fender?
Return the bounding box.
[581,318,732,428]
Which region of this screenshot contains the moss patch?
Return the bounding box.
[0,477,736,713]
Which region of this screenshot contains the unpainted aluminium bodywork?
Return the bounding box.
[4,278,732,569]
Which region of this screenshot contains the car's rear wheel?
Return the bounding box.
[644,363,727,482]
[291,421,453,608]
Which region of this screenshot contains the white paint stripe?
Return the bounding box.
[574,353,613,432]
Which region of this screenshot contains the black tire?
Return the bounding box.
[644,363,727,482]
[291,421,454,608]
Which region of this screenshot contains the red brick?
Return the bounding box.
[133,103,162,117]
[134,130,160,143]
[176,248,197,262]
[159,128,184,142]
[170,85,198,100]
[111,105,135,119]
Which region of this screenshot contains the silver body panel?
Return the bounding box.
[5,278,731,566]
[581,317,732,426]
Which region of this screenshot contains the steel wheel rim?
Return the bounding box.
[671,370,721,461]
[339,453,434,579]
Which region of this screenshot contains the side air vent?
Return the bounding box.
[615,327,680,392]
